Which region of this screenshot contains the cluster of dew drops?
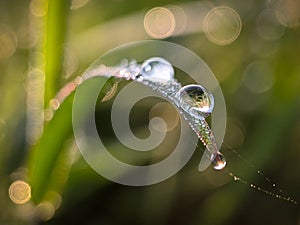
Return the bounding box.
[46,57,296,204]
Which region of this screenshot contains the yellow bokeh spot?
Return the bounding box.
[35,202,55,221]
[0,24,17,61]
[8,180,31,204]
[30,0,48,17]
[144,7,175,39]
[203,6,242,45]
[149,102,179,132]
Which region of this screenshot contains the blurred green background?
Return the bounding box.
[0,0,300,224]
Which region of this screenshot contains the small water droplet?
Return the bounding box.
[177,84,214,119]
[74,76,83,85]
[212,152,226,170]
[49,99,60,110]
[135,74,144,82]
[140,57,174,82]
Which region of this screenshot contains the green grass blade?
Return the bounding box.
[44,0,71,103]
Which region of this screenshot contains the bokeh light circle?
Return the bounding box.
[144,7,175,39]
[256,9,285,41]
[203,6,242,45]
[8,180,31,204]
[243,61,274,94]
[0,24,17,61]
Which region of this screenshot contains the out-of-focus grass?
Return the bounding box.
[44,0,71,103]
[0,0,300,225]
[28,0,73,203]
[28,93,74,202]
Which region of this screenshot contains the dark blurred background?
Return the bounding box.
[0,0,300,224]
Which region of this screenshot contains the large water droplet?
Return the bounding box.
[212,152,226,170]
[140,57,174,82]
[177,84,214,118]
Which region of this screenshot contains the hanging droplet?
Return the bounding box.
[212,152,226,170]
[140,57,174,82]
[177,84,214,119]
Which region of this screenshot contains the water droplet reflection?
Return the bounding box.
[177,84,214,119]
[212,152,226,170]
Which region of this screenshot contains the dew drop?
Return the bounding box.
[177,84,214,119]
[140,57,174,82]
[135,74,144,82]
[212,152,226,170]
